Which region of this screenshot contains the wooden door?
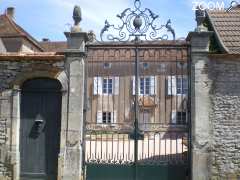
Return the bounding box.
[20,78,62,180]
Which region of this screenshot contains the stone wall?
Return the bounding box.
[0,60,65,91]
[0,94,11,179]
[209,58,240,180]
[0,59,65,179]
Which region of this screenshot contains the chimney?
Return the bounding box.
[6,7,15,19]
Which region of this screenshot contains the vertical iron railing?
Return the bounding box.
[134,38,140,179]
[83,0,191,179]
[84,46,190,165]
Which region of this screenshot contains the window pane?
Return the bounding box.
[108,112,111,123]
[145,77,150,85]
[102,112,107,123]
[176,77,188,95]
[102,78,113,94]
[177,112,187,124]
[140,78,144,95]
[183,78,188,94]
[145,77,150,95]
[108,79,113,94]
[103,79,107,94]
[176,77,182,94]
[103,79,107,84]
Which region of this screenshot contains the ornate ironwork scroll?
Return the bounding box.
[100,0,175,41]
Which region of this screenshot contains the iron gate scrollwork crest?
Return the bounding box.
[100,0,176,41]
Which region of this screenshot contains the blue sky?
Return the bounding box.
[0,0,232,41]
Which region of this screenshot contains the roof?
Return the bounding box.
[0,14,44,51]
[1,37,22,52]
[40,41,67,52]
[206,5,240,54]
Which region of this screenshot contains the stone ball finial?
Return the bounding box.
[73,5,82,26]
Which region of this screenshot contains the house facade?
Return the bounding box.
[86,43,189,130]
[0,2,239,180]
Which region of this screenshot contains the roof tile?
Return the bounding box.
[207,6,240,54]
[39,41,67,52]
[0,14,43,52]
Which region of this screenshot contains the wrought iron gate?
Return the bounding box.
[83,1,191,180]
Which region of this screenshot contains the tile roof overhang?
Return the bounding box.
[0,14,44,52]
[206,6,240,54]
[208,53,240,60]
[0,52,64,61]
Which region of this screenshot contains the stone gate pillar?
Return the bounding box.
[187,8,213,180]
[63,9,88,179]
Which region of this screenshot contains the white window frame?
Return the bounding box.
[140,77,151,95]
[133,76,156,96]
[94,77,119,95]
[103,78,113,95]
[96,111,117,124]
[102,112,112,124]
[171,111,187,125]
[176,76,188,95]
[167,76,188,96]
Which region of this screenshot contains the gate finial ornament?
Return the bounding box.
[100,0,176,41]
[71,5,82,32]
[195,5,207,32]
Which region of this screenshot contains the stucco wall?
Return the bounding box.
[0,39,6,53]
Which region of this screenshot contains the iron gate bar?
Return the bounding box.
[134,38,139,180]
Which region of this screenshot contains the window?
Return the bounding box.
[103,78,113,94]
[140,77,151,95]
[94,77,119,95]
[167,76,188,95]
[133,76,156,95]
[171,111,187,125]
[102,112,112,124]
[177,77,188,95]
[103,62,111,69]
[177,112,187,124]
[96,111,117,124]
[143,62,149,69]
